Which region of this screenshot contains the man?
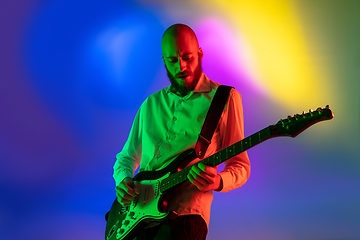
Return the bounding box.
[113,23,250,239]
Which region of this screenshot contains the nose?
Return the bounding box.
[177,57,187,72]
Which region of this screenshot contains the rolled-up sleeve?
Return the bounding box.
[218,89,250,192]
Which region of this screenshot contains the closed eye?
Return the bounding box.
[167,58,177,63]
[182,54,193,61]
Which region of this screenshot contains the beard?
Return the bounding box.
[165,58,202,96]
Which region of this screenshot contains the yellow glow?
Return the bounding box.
[204,0,329,109]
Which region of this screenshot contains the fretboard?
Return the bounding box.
[159,125,277,192]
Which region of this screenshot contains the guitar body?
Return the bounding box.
[105,149,197,240]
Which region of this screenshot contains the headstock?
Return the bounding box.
[274,105,334,137]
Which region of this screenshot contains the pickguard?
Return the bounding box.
[107,173,171,240]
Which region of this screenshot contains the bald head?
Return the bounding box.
[161,24,199,52]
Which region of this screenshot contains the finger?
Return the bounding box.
[123,193,136,201]
[134,181,140,194]
[188,173,208,191]
[116,187,137,201]
[116,189,129,200]
[126,181,140,195]
[193,164,215,178]
[117,197,132,207]
[116,193,135,207]
[116,194,127,206]
[117,184,138,198]
[126,188,137,198]
[188,170,208,186]
[198,162,217,177]
[120,197,133,204]
[188,169,198,182]
[187,172,199,186]
[191,165,201,175]
[116,195,131,204]
[118,183,133,194]
[190,166,214,184]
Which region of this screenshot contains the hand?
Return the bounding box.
[187,162,223,192]
[115,177,140,207]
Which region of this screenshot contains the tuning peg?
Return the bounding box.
[277,119,285,127]
[302,111,306,115]
[325,105,330,109]
[309,109,313,112]
[316,107,322,111]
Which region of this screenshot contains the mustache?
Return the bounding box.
[175,71,191,78]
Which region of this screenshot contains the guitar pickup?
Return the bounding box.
[140,183,156,205]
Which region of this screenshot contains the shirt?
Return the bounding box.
[113,73,250,227]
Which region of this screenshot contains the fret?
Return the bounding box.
[215,152,220,165]
[227,146,230,158]
[240,139,244,153]
[220,148,225,162]
[203,157,208,166]
[243,137,250,150]
[204,158,208,166]
[258,130,261,143]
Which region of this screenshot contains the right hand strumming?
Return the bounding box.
[115,177,140,207]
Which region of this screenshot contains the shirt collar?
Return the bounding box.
[194,72,211,93]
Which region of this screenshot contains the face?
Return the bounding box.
[162,30,203,95]
[164,54,202,95]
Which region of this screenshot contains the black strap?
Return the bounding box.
[195,85,233,158]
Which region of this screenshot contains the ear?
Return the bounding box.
[198,48,203,60]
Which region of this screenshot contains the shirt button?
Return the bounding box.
[173,117,177,121]
[166,135,170,140]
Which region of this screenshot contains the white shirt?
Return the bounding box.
[113,73,250,227]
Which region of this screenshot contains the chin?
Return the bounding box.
[179,77,193,86]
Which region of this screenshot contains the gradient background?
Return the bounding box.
[1,0,359,239]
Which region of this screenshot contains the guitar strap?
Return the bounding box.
[195,85,233,159]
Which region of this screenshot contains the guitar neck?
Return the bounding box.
[159,125,277,192]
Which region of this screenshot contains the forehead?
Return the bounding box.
[162,31,199,57]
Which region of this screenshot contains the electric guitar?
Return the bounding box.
[105,106,334,240]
